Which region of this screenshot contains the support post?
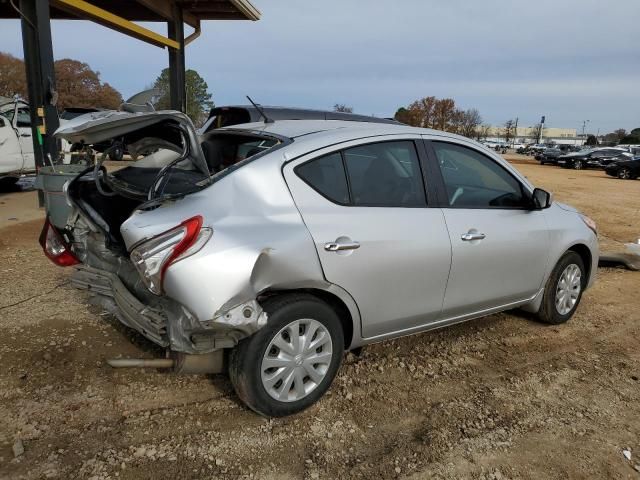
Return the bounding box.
[19,0,59,168]
[167,4,185,112]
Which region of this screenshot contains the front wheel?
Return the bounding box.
[617,167,631,179]
[229,294,344,417]
[573,160,583,170]
[537,251,586,324]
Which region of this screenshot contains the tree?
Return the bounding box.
[458,108,482,138]
[585,134,598,146]
[602,129,628,145]
[333,103,353,113]
[0,52,123,110]
[432,98,457,131]
[614,128,627,141]
[0,52,27,99]
[394,96,483,136]
[503,119,516,143]
[476,124,491,141]
[154,68,214,126]
[530,123,543,143]
[54,59,122,110]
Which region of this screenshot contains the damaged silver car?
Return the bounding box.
[41,110,599,416]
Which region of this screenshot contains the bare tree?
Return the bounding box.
[613,128,627,141]
[476,124,491,141]
[503,119,516,144]
[394,96,483,135]
[530,123,543,143]
[459,108,482,138]
[333,103,353,113]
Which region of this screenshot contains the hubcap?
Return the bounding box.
[261,319,333,402]
[555,264,582,315]
[619,168,630,179]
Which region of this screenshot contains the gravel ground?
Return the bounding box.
[0,158,639,479]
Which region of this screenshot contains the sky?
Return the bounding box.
[1,0,639,133]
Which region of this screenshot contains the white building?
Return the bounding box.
[486,126,585,145]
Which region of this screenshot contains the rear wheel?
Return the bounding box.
[617,167,631,179]
[537,251,586,324]
[229,294,344,417]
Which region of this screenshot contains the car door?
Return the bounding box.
[12,105,35,172]
[283,137,452,339]
[424,138,551,318]
[0,114,23,175]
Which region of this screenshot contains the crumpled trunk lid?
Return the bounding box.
[54,109,210,181]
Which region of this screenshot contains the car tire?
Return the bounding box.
[536,251,586,325]
[617,167,631,180]
[573,160,583,170]
[228,293,344,417]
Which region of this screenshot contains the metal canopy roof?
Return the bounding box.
[0,0,261,27]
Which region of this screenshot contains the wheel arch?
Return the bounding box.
[258,287,359,350]
[567,243,593,284]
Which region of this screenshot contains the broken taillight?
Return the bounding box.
[130,216,211,295]
[38,217,80,267]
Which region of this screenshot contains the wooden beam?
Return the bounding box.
[135,0,199,28]
[50,0,180,49]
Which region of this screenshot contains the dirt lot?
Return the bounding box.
[1,159,639,479]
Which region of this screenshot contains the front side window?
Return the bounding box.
[296,141,427,207]
[433,141,527,208]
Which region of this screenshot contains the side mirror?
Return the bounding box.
[532,188,553,209]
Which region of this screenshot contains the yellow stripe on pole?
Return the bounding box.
[51,0,180,49]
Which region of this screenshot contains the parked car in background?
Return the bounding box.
[43,112,599,417]
[199,105,398,134]
[604,155,640,179]
[557,147,631,170]
[536,147,562,165]
[0,98,35,186]
[536,145,582,165]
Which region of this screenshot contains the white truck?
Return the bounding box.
[0,98,35,186]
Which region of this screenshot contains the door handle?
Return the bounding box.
[324,240,360,252]
[20,133,31,137]
[461,232,486,241]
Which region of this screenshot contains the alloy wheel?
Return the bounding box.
[618,168,631,179]
[261,318,333,402]
[555,263,582,315]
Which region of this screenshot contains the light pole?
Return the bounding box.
[581,120,590,137]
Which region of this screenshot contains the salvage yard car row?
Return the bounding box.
[536,145,640,179]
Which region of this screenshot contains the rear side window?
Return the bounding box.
[296,152,349,204]
[343,141,426,207]
[296,141,426,207]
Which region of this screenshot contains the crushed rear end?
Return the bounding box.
[41,109,287,357]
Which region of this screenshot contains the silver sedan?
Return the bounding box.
[43,112,598,416]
